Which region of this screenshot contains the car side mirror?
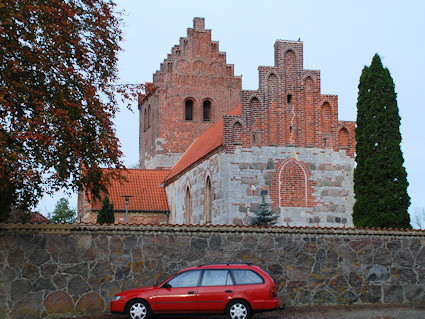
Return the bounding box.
[161,283,172,289]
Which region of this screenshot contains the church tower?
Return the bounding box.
[139,17,242,169]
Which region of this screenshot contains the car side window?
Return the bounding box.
[201,269,234,286]
[232,269,264,285]
[167,270,201,288]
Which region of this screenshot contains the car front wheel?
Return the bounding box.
[226,300,252,319]
[126,299,151,319]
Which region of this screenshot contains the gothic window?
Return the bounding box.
[185,99,194,121]
[143,108,147,131]
[250,98,261,145]
[203,100,211,122]
[147,105,151,128]
[250,97,261,128]
[204,176,212,224]
[322,102,331,134]
[304,77,314,146]
[322,102,332,148]
[232,122,243,145]
[279,159,308,207]
[185,186,191,224]
[339,127,349,149]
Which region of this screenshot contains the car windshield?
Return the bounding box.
[166,270,202,288]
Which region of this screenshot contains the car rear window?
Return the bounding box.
[231,269,264,285]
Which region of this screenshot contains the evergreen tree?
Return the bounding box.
[48,198,77,223]
[251,191,278,226]
[353,54,411,229]
[97,195,115,224]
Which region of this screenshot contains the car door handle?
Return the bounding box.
[188,291,196,294]
[225,290,233,293]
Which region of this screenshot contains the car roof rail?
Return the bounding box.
[197,262,254,267]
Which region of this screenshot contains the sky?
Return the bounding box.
[37,0,425,223]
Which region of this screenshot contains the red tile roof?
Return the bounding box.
[164,105,241,184]
[91,169,170,212]
[29,211,50,223]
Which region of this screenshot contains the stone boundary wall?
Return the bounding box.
[1,223,424,318]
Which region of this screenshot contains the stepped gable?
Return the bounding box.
[151,17,241,87]
[139,18,242,169]
[221,39,355,156]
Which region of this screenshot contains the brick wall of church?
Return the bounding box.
[142,18,356,228]
[222,40,356,157]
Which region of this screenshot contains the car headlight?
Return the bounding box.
[112,295,121,302]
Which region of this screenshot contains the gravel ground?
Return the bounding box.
[59,304,425,319]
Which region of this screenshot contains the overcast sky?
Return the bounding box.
[37,0,425,222]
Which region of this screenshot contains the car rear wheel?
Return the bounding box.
[226,300,252,319]
[126,299,151,319]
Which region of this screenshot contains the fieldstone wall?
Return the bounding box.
[1,223,424,318]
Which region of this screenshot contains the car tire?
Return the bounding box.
[126,299,152,319]
[226,300,252,319]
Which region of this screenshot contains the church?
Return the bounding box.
[78,18,356,228]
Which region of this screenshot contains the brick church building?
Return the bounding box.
[79,18,355,227]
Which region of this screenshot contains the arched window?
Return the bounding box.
[185,99,193,121]
[184,186,191,224]
[279,159,308,207]
[232,122,243,145]
[250,97,261,129]
[322,102,332,148]
[204,176,212,224]
[339,128,349,149]
[203,100,211,122]
[147,105,151,128]
[322,102,331,134]
[143,109,147,131]
[250,98,261,145]
[304,77,314,146]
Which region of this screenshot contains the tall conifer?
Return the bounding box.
[353,54,411,228]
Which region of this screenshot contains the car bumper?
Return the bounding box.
[110,301,126,314]
[264,297,281,310]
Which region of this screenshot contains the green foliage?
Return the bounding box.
[251,192,278,226]
[96,195,115,224]
[0,0,125,221]
[353,54,411,229]
[48,198,76,223]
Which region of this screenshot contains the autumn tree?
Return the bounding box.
[0,0,126,221]
[48,197,77,223]
[97,195,114,223]
[353,54,411,229]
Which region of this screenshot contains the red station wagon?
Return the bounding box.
[110,263,282,319]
